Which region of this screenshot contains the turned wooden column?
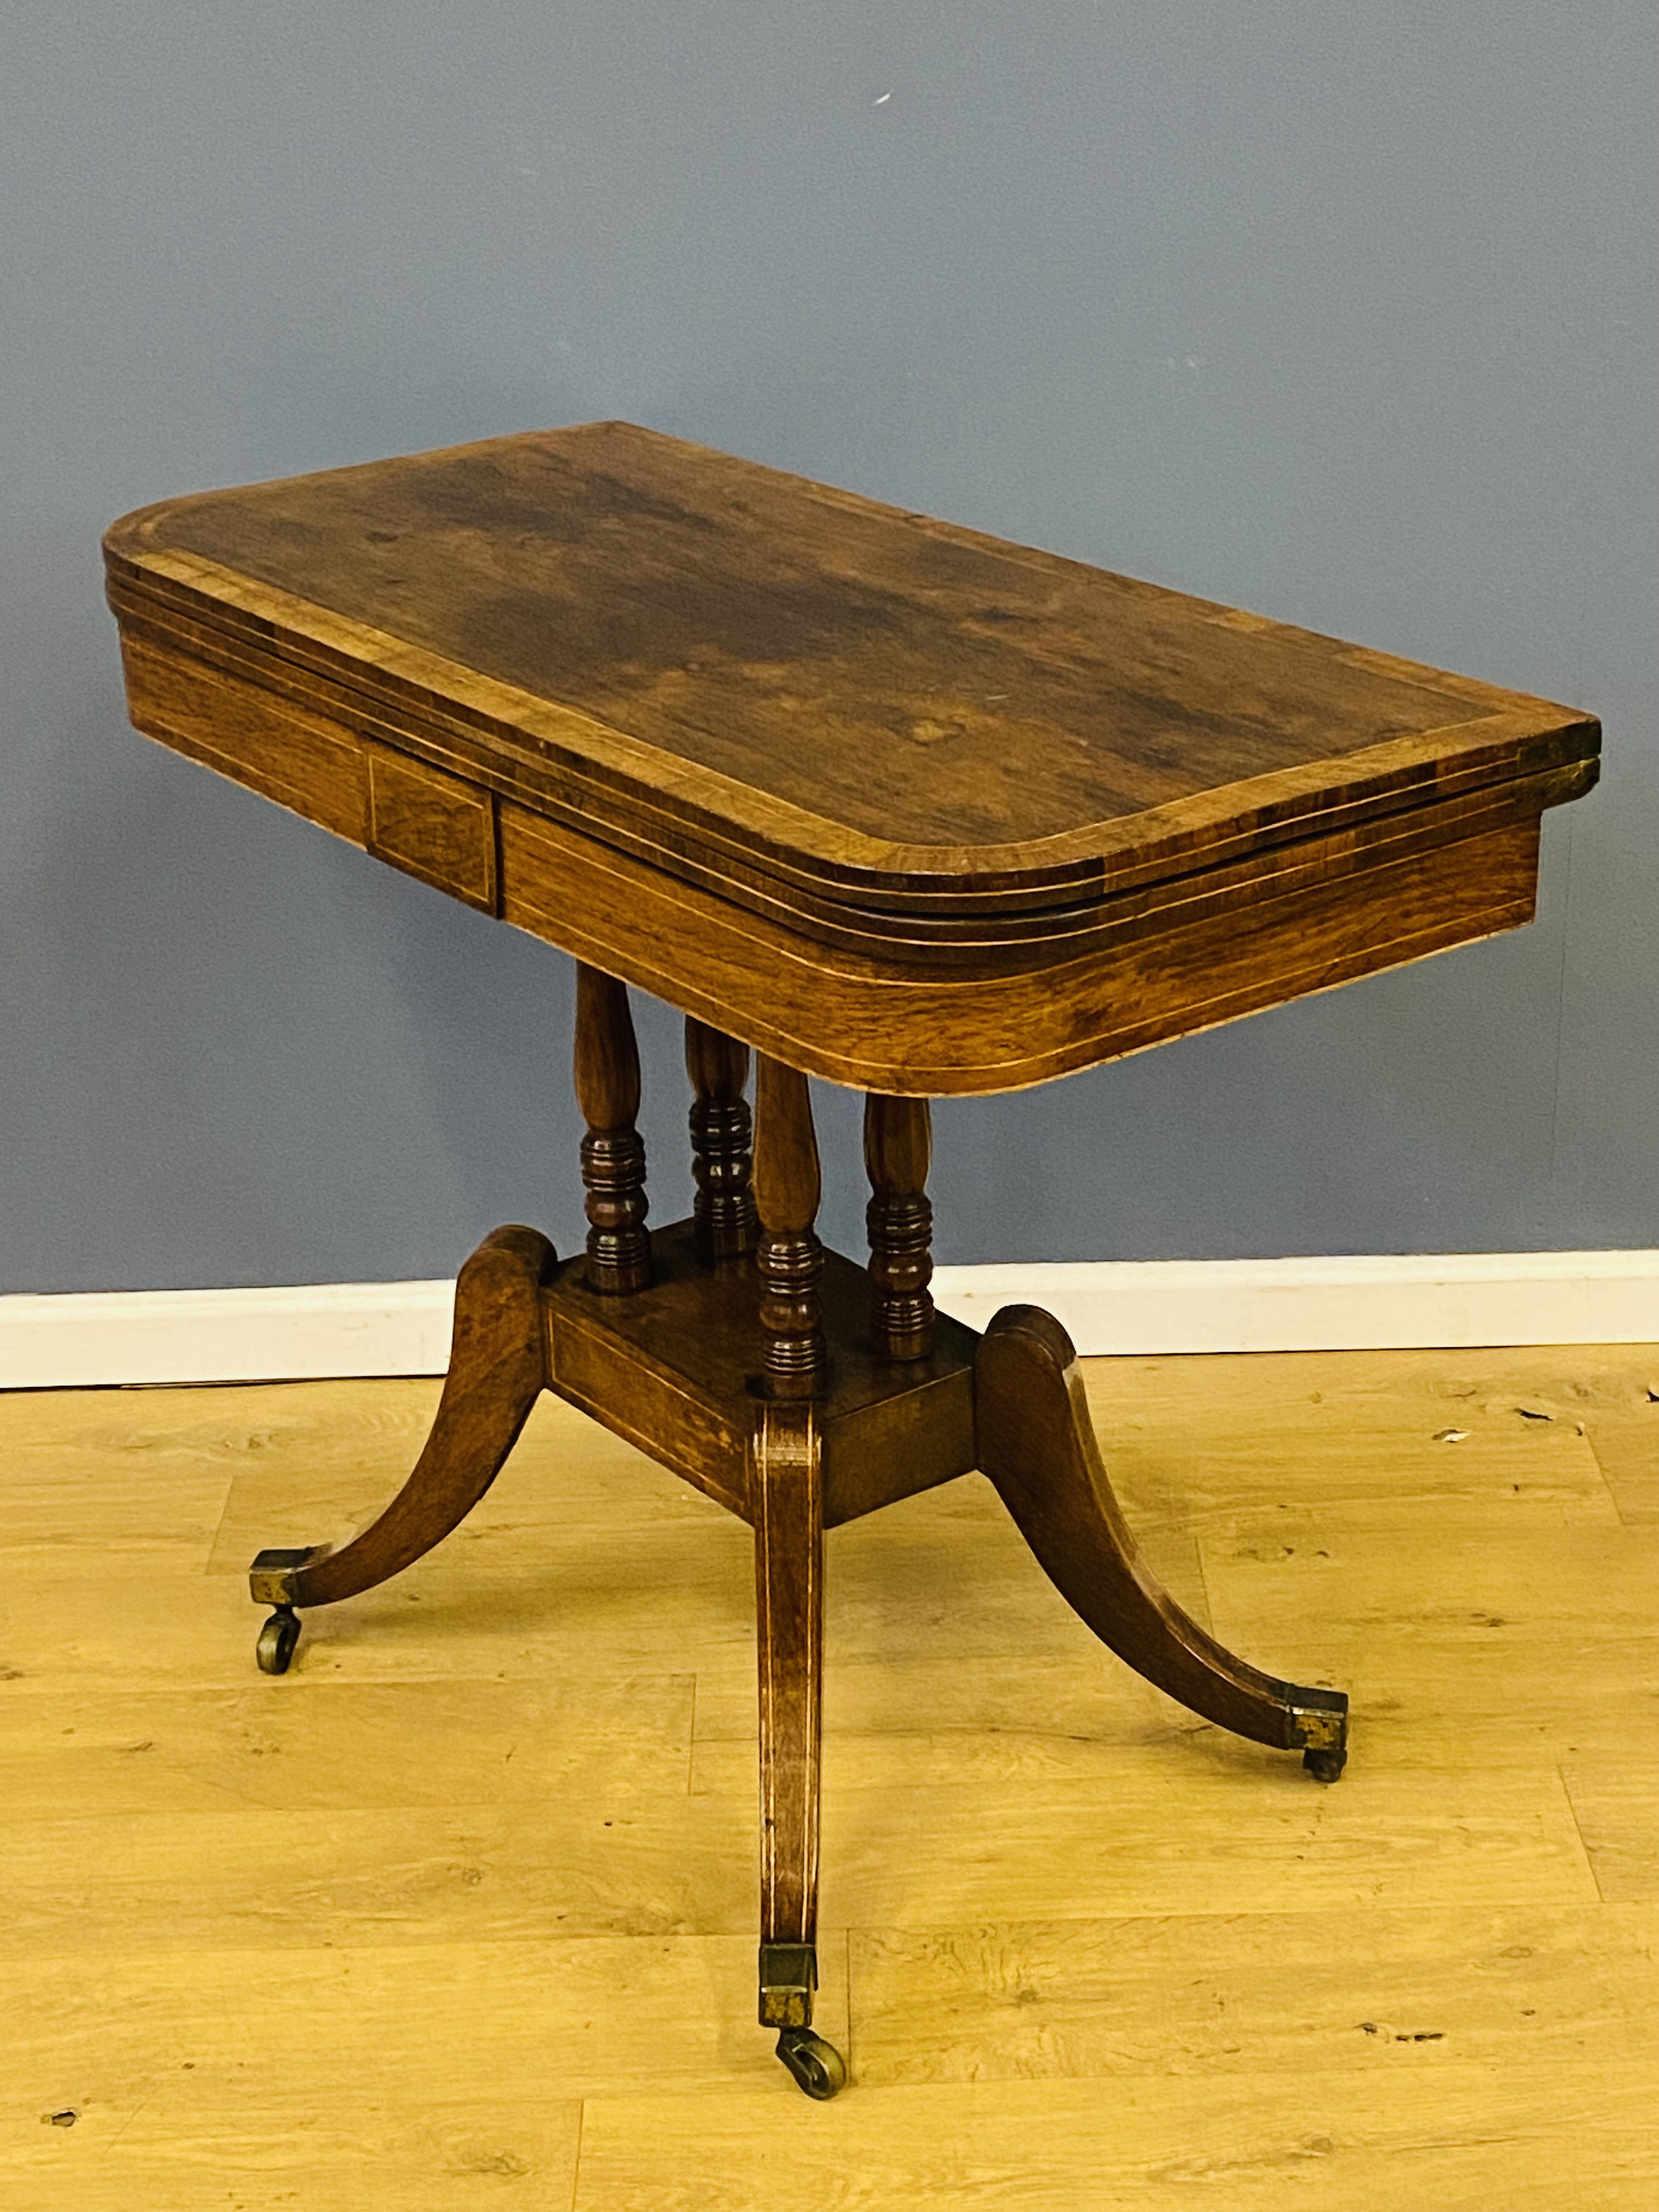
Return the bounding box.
[864,1093,935,1360]
[686,1017,758,1265]
[574,964,651,1294]
[753,1057,825,1396]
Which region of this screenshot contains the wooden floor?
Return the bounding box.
[3,1342,1657,2209]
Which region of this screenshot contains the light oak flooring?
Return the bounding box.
[2,1343,1656,2208]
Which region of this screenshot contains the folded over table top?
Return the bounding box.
[104,421,1598,919]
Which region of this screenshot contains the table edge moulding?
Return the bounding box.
[103,422,1599,2099]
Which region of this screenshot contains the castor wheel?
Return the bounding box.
[256,1605,301,1675]
[1303,1743,1347,1784]
[775,2027,847,2100]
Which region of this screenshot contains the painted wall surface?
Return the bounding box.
[2,4,1654,1290]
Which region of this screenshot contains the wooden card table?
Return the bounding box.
[105,425,1598,2097]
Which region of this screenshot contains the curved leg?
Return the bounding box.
[750,1067,844,2095]
[249,1224,554,1665]
[752,1396,845,2097]
[974,1306,1348,1780]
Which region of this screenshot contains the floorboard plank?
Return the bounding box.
[845,1899,1659,2084]
[1,2101,583,2212]
[571,2069,1659,2210]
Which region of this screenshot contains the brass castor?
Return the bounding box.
[774,2027,847,2100]
[256,1605,301,1675]
[1303,1744,1347,1784]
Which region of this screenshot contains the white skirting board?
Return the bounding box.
[0,1280,460,1392]
[2,1251,1658,1390]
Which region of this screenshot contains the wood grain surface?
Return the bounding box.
[499,798,1544,1091]
[104,424,1599,1091]
[104,423,1598,897]
[539,1218,979,1530]
[751,1398,825,2000]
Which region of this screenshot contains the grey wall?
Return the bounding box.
[3,3,1654,1293]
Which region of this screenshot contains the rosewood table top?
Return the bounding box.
[104,422,1598,1093]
